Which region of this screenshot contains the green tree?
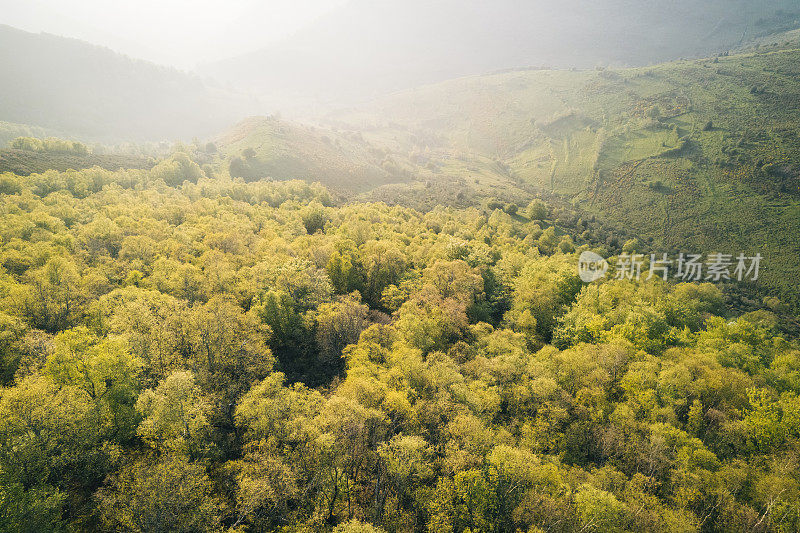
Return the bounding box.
[96,454,221,533]
[46,327,142,441]
[150,152,204,186]
[301,201,329,234]
[526,199,549,221]
[187,295,274,399]
[21,256,83,332]
[135,371,213,457]
[509,255,581,344]
[315,293,370,374]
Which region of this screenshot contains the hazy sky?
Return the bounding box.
[0,0,348,69]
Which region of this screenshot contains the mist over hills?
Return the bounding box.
[3,6,800,529]
[324,34,800,306]
[0,25,254,141]
[2,1,799,140]
[202,0,800,104]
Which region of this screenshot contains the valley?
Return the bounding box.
[1,5,800,532]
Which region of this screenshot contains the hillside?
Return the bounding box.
[0,148,153,176]
[0,25,250,141]
[203,0,800,104]
[214,115,571,208]
[327,40,800,308]
[4,2,800,531]
[216,116,414,193]
[0,120,64,148]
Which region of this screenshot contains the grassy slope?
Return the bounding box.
[330,40,800,306]
[0,149,153,176]
[216,116,414,194]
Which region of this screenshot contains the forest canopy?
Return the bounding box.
[0,159,798,532]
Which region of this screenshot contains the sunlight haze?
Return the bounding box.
[0,0,348,68]
[1,3,800,530]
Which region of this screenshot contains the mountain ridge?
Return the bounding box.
[202,0,800,105]
[0,24,253,142]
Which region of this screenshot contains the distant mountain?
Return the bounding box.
[202,0,800,105]
[0,25,253,141]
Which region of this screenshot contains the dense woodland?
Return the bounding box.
[0,153,798,533]
[2,1,800,531]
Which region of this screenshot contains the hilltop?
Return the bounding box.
[215,116,413,194]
